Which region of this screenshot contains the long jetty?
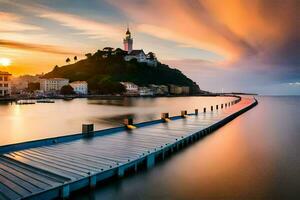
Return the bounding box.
[0,96,257,200]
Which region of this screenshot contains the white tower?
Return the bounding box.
[123,27,133,53]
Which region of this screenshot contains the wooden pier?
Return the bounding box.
[0,97,257,200]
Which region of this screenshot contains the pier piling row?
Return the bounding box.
[0,97,256,200]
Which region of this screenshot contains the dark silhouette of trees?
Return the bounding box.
[27,82,40,92]
[85,53,92,59]
[147,52,156,60]
[66,58,70,64]
[103,47,114,52]
[60,85,75,95]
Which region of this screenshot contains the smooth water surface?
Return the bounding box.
[0,96,235,145]
[72,96,300,200]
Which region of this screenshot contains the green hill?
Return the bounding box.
[44,49,201,94]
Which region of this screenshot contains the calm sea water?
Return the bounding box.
[1,96,299,199]
[70,96,300,200]
[0,96,235,145]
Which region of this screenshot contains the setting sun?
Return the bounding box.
[0,58,11,67]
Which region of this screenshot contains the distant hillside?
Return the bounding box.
[44,49,201,94]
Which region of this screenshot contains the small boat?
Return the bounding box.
[63,97,74,101]
[37,99,55,103]
[16,100,36,105]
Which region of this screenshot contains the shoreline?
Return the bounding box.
[0,93,254,102]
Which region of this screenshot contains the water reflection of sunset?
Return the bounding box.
[0,96,236,145]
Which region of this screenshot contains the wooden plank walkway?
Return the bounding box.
[0,97,257,200]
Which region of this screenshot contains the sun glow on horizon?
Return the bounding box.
[0,58,12,67]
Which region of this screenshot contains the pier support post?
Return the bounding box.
[134,163,138,172]
[161,113,170,122]
[195,109,198,115]
[211,106,213,111]
[203,107,206,113]
[124,118,135,129]
[82,124,94,137]
[147,154,155,169]
[89,175,97,188]
[225,103,227,107]
[221,104,223,109]
[118,166,125,177]
[181,110,187,118]
[216,105,219,110]
[61,184,70,199]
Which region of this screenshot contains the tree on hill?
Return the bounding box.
[66,58,70,64]
[85,53,92,59]
[53,65,59,70]
[97,79,126,94]
[60,85,75,95]
[147,52,156,60]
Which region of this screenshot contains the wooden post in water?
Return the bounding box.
[221,104,223,109]
[82,124,94,137]
[211,106,213,111]
[124,118,136,129]
[181,110,187,118]
[195,109,198,115]
[203,107,206,113]
[216,105,219,110]
[161,113,170,122]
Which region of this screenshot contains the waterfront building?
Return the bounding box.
[139,87,154,96]
[120,82,139,95]
[11,74,42,91]
[40,78,69,93]
[182,86,190,95]
[169,85,190,95]
[0,71,12,97]
[159,85,169,94]
[149,84,169,95]
[70,81,88,95]
[169,84,182,94]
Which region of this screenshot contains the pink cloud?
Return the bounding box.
[0,11,42,32]
[39,11,123,41]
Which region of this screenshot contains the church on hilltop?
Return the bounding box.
[123,27,158,67]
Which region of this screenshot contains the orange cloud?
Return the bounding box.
[0,39,78,55]
[108,0,298,65]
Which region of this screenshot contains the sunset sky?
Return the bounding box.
[0,0,299,95]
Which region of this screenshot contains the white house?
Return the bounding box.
[40,78,69,92]
[124,50,147,63]
[0,71,12,97]
[70,81,88,95]
[139,87,154,96]
[120,82,139,95]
